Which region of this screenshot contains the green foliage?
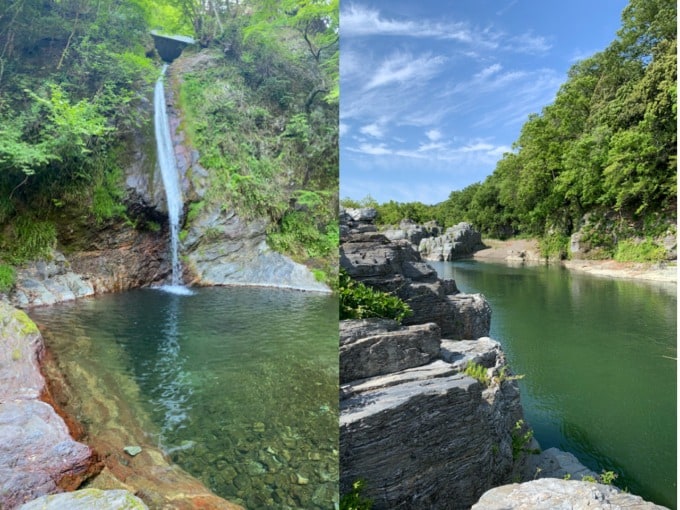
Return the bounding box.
[464,362,490,386]
[340,479,373,510]
[339,270,412,323]
[0,264,16,292]
[396,0,677,251]
[539,233,571,260]
[511,419,536,461]
[2,217,57,263]
[91,166,126,223]
[614,238,667,262]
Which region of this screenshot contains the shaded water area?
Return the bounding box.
[30,286,339,509]
[430,260,676,509]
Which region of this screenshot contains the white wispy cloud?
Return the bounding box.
[508,31,552,55]
[364,52,446,91]
[425,129,443,142]
[359,123,385,138]
[341,3,486,46]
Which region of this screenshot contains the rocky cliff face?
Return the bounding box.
[340,208,527,509]
[341,208,490,339]
[419,222,485,261]
[165,54,330,293]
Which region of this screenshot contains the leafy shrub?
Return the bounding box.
[511,419,537,461]
[0,264,16,292]
[464,362,490,386]
[339,270,412,323]
[340,480,373,510]
[539,233,570,260]
[614,238,667,262]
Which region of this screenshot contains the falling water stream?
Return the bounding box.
[154,64,189,293]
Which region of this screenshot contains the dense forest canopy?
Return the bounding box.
[0,0,338,283]
[344,0,676,261]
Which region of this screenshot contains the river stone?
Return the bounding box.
[471,478,669,510]
[19,489,149,510]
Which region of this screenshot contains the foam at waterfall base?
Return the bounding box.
[155,284,196,296]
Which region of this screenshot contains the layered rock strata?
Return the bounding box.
[382,219,441,247]
[419,222,485,261]
[340,208,490,339]
[340,320,526,509]
[340,207,525,509]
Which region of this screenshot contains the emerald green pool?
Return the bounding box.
[430,260,676,509]
[31,287,339,509]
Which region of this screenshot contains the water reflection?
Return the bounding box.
[429,260,676,509]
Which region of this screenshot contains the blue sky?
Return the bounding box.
[340,0,630,204]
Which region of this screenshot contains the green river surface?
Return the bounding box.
[430,260,677,509]
[30,286,339,510]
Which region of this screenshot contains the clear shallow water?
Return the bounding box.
[430,260,677,509]
[31,287,339,509]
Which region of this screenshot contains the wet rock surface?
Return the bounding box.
[472,478,669,510]
[0,301,99,509]
[38,325,244,510]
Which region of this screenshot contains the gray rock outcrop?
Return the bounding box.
[419,222,485,261]
[182,207,330,292]
[340,208,525,509]
[0,301,99,508]
[340,320,526,509]
[383,219,442,247]
[472,478,669,510]
[340,208,490,339]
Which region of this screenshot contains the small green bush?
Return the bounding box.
[339,269,412,323]
[464,362,490,386]
[340,479,373,510]
[614,238,666,262]
[511,419,537,461]
[0,264,16,292]
[539,233,570,260]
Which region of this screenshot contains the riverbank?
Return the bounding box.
[474,238,677,283]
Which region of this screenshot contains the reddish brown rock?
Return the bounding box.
[0,302,99,509]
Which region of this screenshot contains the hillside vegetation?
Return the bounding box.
[344,0,676,262]
[0,0,338,285]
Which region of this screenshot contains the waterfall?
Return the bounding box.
[154,64,192,295]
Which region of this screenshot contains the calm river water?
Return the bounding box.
[31,286,339,509]
[430,260,677,509]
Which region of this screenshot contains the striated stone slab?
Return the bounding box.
[441,337,503,370]
[340,321,441,383]
[472,478,669,510]
[19,488,148,510]
[0,302,98,509]
[340,353,524,509]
